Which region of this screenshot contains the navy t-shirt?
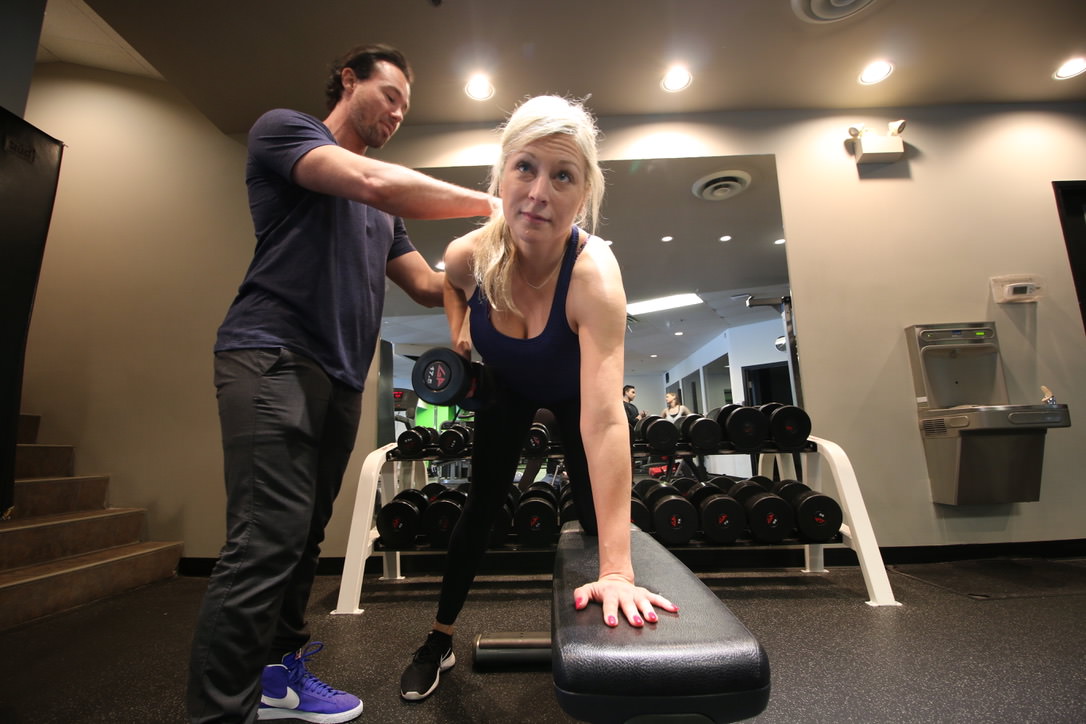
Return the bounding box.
[215,109,415,391]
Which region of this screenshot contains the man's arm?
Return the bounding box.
[386,250,444,308]
[293,144,494,220]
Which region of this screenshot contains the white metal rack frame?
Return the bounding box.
[333,436,898,615]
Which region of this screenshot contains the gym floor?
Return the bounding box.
[2,552,1084,723]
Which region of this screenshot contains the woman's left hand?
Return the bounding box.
[573,574,679,627]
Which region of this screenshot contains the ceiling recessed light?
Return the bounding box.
[465,73,494,100]
[859,60,894,85]
[674,331,684,336]
[719,235,732,242]
[1054,57,1086,80]
[661,235,673,242]
[661,65,692,93]
[774,238,786,245]
[650,354,658,358]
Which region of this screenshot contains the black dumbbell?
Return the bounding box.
[630,492,653,532]
[524,421,562,455]
[674,414,723,453]
[411,347,493,411]
[438,422,473,457]
[758,403,812,452]
[718,477,794,543]
[680,480,747,544]
[771,479,843,543]
[557,484,579,525]
[377,488,429,549]
[421,486,469,548]
[707,405,769,452]
[515,481,559,547]
[490,487,521,546]
[633,479,697,545]
[396,426,439,458]
[633,415,680,454]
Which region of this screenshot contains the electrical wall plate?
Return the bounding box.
[990,274,1044,303]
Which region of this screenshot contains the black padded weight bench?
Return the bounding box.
[473,523,770,721]
[552,522,770,723]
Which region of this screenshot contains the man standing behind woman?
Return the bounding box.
[188,44,496,724]
[400,95,678,703]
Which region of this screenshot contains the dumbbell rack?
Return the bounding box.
[331,435,898,615]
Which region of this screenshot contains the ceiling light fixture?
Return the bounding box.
[674,331,684,336]
[719,235,732,242]
[774,239,786,245]
[661,65,692,93]
[661,235,674,242]
[1054,57,1086,80]
[627,293,703,316]
[464,73,494,100]
[859,60,894,85]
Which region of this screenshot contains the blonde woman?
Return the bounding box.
[400,96,677,701]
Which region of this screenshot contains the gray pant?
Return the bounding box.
[187,348,362,723]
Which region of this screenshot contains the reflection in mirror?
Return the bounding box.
[381,156,793,403]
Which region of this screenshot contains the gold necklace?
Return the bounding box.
[519,257,563,290]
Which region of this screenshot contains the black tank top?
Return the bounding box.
[468,227,582,406]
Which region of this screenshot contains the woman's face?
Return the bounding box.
[666,393,677,406]
[500,133,588,246]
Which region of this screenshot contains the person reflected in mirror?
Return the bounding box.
[400,95,678,703]
[661,391,693,421]
[623,384,647,425]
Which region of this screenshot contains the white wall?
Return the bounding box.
[23,60,1086,554]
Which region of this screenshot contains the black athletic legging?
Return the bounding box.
[435,382,598,625]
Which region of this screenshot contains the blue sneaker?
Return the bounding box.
[258,642,363,723]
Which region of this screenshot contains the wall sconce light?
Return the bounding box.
[850,119,907,163]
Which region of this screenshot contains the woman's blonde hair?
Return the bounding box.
[473,95,605,314]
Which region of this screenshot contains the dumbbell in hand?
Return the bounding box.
[411,347,493,411]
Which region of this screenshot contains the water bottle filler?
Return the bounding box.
[905,322,1071,505]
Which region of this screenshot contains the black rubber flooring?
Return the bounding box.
[1,558,1084,723]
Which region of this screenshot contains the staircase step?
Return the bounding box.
[11,475,110,518]
[15,443,75,479]
[18,414,40,444]
[0,541,183,631]
[0,508,145,570]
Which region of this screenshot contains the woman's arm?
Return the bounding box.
[568,237,677,626]
[441,232,479,357]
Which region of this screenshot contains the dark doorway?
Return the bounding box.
[1053,181,1086,337]
[743,362,793,406]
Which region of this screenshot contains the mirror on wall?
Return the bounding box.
[381,155,792,397]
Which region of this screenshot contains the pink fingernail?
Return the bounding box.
[607,615,617,626]
[633,616,644,626]
[574,596,584,608]
[647,612,658,622]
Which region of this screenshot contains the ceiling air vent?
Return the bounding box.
[792,0,879,23]
[691,170,751,201]
[922,418,949,438]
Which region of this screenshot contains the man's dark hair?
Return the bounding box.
[623,385,636,395]
[325,44,413,110]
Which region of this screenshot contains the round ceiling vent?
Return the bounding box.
[791,0,879,23]
[691,170,752,201]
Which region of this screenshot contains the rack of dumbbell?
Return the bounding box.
[376,401,844,552]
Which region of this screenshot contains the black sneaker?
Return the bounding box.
[400,632,455,701]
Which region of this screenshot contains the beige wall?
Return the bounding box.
[23,62,1086,556]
